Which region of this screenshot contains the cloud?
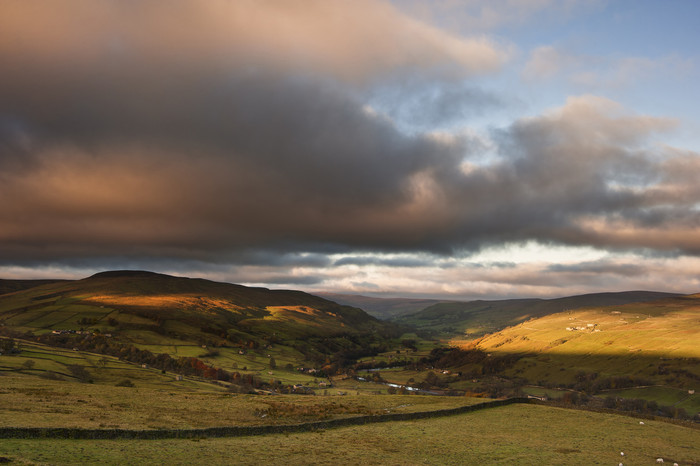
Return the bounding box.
[1,1,699,297]
[522,45,579,80]
[522,46,694,89]
[396,0,603,33]
[367,78,504,130]
[0,0,508,86]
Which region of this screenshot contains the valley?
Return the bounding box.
[0,271,698,464]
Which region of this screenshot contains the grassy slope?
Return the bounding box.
[445,294,700,407]
[0,279,67,296]
[1,404,697,465]
[0,271,385,361]
[1,339,487,431]
[0,371,477,430]
[397,291,681,338]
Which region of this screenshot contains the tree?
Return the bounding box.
[0,338,16,354]
[68,364,92,383]
[269,356,277,370]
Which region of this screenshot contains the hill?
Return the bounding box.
[461,293,700,374]
[0,271,399,381]
[316,292,447,319]
[443,294,700,411]
[396,291,681,338]
[0,279,67,296]
[359,293,700,416]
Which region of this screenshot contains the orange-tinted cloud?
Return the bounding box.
[0,1,699,287]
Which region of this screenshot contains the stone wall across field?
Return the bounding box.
[0,398,528,440]
[2,398,696,439]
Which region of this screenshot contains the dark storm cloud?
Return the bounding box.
[1,1,699,272]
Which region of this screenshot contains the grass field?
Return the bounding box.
[0,368,483,430]
[0,404,697,465]
[446,297,700,396]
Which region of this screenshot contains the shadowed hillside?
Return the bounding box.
[316,292,448,319]
[0,279,67,296]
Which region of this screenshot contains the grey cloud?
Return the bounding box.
[254,275,325,286]
[1,3,699,272]
[333,256,437,268]
[351,281,380,290]
[547,261,646,277]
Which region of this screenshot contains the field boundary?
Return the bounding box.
[0,398,524,439]
[1,397,696,439]
[527,399,700,429]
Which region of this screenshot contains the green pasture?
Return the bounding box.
[604,386,700,415]
[0,404,697,465]
[0,369,481,430]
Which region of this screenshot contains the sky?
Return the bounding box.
[1,0,700,300]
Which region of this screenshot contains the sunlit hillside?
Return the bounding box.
[450,294,700,406]
[0,271,398,381]
[397,291,681,338]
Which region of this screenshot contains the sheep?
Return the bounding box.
[656,459,664,463]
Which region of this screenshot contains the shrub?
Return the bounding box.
[68,364,92,383]
[115,379,135,388]
[38,371,63,380]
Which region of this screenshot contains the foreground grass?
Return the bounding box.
[0,372,482,429]
[1,404,698,465]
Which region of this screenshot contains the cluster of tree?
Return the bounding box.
[657,363,700,382]
[603,396,695,420]
[554,392,697,421]
[353,358,411,372]
[409,347,525,378]
[0,337,20,354]
[584,375,651,393]
[416,347,487,368]
[77,317,99,325]
[29,331,267,390]
[290,333,394,373]
[68,364,92,383]
[400,339,418,351]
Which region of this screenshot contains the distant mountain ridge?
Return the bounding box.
[315,292,448,319]
[0,279,68,296]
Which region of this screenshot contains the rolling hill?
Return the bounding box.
[395,291,681,338]
[316,292,448,319]
[442,293,700,411]
[0,271,398,376]
[0,279,67,296]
